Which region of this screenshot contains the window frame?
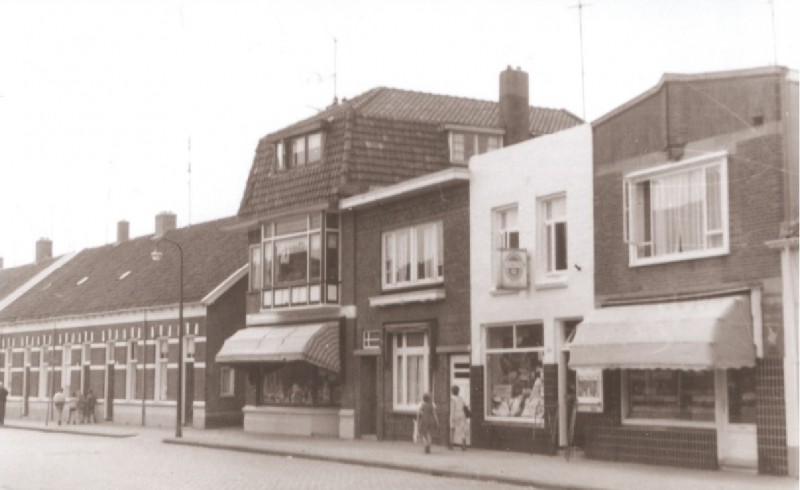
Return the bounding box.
[483,322,546,425]
[620,369,716,429]
[381,221,444,290]
[448,130,504,164]
[39,345,50,398]
[623,152,729,267]
[126,340,137,400]
[220,365,235,397]
[392,331,430,412]
[155,338,169,402]
[61,344,71,389]
[278,132,324,171]
[538,193,568,282]
[249,244,263,291]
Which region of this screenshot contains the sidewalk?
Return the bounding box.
[3,418,795,490]
[163,428,798,490]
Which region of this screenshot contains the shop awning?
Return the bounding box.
[569,296,756,370]
[216,322,340,373]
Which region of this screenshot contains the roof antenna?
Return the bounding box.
[333,36,339,105]
[569,0,589,120]
[187,137,192,225]
[768,0,778,65]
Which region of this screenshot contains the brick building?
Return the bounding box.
[0,215,248,428]
[220,67,581,439]
[468,124,593,454]
[570,66,798,475]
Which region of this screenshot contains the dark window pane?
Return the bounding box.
[555,222,567,271]
[728,367,757,424]
[516,324,543,348]
[309,234,321,281]
[326,233,339,282]
[488,326,514,349]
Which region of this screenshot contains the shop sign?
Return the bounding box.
[576,368,603,413]
[497,249,528,290]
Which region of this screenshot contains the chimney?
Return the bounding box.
[117,220,130,243]
[499,66,530,146]
[155,212,177,237]
[36,238,53,264]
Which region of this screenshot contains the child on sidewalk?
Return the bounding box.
[417,393,438,454]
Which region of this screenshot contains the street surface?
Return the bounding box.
[0,428,538,490]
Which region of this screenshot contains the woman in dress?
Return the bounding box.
[417,393,439,454]
[449,385,468,450]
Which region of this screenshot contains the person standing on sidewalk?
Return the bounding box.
[53,388,66,425]
[66,391,78,424]
[449,385,468,451]
[85,389,97,423]
[417,393,438,454]
[0,381,9,425]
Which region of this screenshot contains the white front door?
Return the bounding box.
[716,368,758,470]
[450,354,471,445]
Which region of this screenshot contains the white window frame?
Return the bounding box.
[483,323,546,425]
[3,348,11,387]
[184,336,196,362]
[275,141,285,171]
[620,369,716,429]
[249,244,263,291]
[392,332,429,411]
[220,366,235,397]
[126,340,137,400]
[106,342,115,364]
[81,343,91,392]
[155,338,169,402]
[493,205,519,250]
[362,330,381,350]
[382,221,443,290]
[61,344,71,390]
[538,193,568,281]
[624,151,729,267]
[449,132,465,163]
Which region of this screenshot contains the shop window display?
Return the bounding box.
[626,370,714,422]
[261,362,341,407]
[485,323,545,425]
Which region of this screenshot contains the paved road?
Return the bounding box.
[0,429,537,490]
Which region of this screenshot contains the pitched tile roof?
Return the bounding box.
[0,257,59,303]
[238,87,582,219]
[0,217,247,323]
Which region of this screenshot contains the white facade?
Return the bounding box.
[469,124,593,444]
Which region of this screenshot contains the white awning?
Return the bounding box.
[216,322,340,373]
[569,296,756,370]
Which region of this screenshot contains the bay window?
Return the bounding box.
[260,212,339,309]
[624,153,728,265]
[485,323,545,425]
[393,332,429,411]
[382,221,443,289]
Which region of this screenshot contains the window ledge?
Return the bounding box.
[622,418,715,430]
[369,288,445,307]
[534,279,568,290]
[489,288,523,297]
[629,247,729,267]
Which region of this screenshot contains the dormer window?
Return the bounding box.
[448,128,503,165]
[277,132,323,171]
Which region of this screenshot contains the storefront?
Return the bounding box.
[569,295,759,470]
[216,321,345,437]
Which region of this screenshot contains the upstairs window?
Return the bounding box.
[382,221,443,289]
[624,153,728,266]
[249,244,263,291]
[449,130,503,164]
[277,132,323,171]
[493,206,519,250]
[540,194,568,275]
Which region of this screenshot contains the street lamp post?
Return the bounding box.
[151,236,184,438]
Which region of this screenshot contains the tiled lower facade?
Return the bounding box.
[756,357,788,475]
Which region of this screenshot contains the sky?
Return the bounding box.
[0,0,797,267]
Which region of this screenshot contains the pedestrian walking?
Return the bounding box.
[67,391,78,424]
[86,389,97,424]
[53,388,66,425]
[416,393,439,454]
[449,385,468,451]
[0,381,9,425]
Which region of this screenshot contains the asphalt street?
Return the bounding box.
[0,428,539,490]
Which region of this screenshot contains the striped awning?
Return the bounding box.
[216,322,340,373]
[569,296,756,370]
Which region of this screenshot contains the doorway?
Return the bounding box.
[359,357,377,437]
[716,368,758,470]
[449,354,471,446]
[558,319,580,448]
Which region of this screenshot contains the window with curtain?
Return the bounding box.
[393,331,429,411]
[540,194,568,275]
[382,221,443,289]
[624,155,727,265]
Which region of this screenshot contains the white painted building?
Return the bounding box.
[468,124,593,450]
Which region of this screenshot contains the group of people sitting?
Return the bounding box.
[51,388,97,425]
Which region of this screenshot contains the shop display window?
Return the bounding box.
[626,369,714,422]
[727,367,756,424]
[261,362,341,407]
[485,323,545,425]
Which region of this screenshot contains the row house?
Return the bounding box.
[569,66,798,476]
[218,67,581,439]
[468,124,593,454]
[0,214,248,428]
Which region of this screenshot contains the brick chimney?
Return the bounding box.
[117,220,130,242]
[499,66,530,146]
[36,238,53,264]
[155,212,177,237]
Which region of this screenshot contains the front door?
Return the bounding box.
[450,354,471,445]
[716,368,758,470]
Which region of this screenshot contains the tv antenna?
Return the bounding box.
[569,0,590,120]
[187,137,192,225]
[333,36,338,104]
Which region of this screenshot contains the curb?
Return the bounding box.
[0,424,137,439]
[163,438,606,490]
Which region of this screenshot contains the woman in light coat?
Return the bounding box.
[450,385,468,450]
